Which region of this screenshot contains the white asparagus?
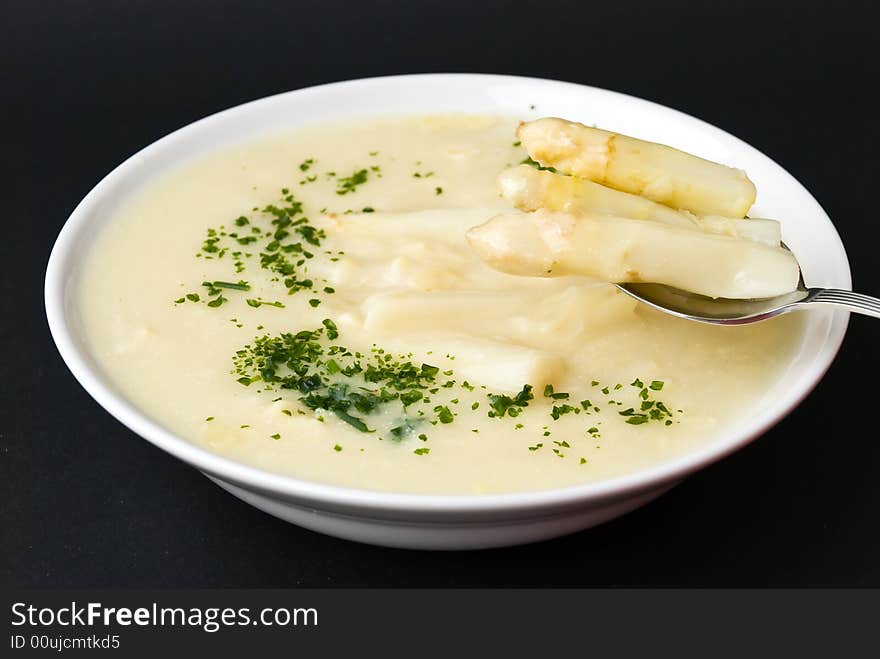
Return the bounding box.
[466,210,800,299]
[500,164,693,226]
[518,118,757,217]
[498,165,780,246]
[382,333,566,393]
[445,339,565,393]
[362,285,636,348]
[317,207,510,291]
[696,215,781,246]
[322,207,498,243]
[363,290,530,333]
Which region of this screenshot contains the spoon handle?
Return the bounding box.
[807,288,880,319]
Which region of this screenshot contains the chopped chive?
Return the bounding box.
[216,280,250,291]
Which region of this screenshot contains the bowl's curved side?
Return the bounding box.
[206,474,679,550]
[45,74,851,530]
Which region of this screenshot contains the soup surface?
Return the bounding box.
[80,114,805,494]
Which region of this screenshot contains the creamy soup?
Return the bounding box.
[79,115,805,494]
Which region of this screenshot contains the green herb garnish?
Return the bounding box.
[487,384,534,419]
[206,280,250,291]
[543,384,570,400]
[434,406,454,424]
[336,168,369,195]
[521,156,557,173]
[232,321,455,435]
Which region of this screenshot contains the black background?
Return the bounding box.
[2,0,878,588]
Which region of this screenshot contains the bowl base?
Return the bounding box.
[205,474,678,550]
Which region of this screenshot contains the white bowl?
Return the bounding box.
[45,74,851,550]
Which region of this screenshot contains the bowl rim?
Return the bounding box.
[45,73,851,516]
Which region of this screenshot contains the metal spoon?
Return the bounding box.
[616,246,880,325]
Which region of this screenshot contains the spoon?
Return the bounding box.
[616,246,880,325]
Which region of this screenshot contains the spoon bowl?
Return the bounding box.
[616,282,814,324]
[617,245,880,324]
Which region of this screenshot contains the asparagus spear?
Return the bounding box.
[518,118,757,217]
[500,164,693,226]
[466,210,800,299]
[382,333,566,394]
[499,165,780,246]
[362,285,636,346]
